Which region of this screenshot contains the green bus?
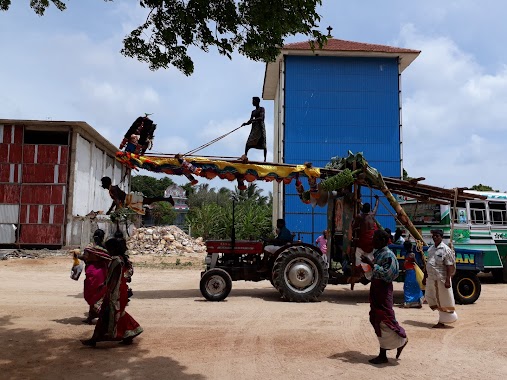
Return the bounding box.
[397,191,507,282]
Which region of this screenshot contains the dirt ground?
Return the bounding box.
[1,255,507,380]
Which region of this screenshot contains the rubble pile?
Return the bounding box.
[126,226,207,257]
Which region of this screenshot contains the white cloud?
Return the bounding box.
[3,1,507,195]
[399,25,507,191]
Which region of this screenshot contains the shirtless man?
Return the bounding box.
[350,195,379,285]
[100,177,174,215]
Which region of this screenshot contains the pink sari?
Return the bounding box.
[83,245,111,313]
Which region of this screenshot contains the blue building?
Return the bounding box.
[262,38,420,242]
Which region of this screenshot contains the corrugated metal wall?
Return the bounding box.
[0,125,22,243]
[283,56,401,242]
[0,124,68,245]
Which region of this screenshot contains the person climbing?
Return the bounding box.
[100,176,174,215]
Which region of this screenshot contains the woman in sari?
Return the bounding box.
[402,241,423,308]
[81,237,143,347]
[76,229,111,324]
[361,230,408,364]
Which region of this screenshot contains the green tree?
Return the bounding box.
[471,184,496,192]
[186,202,229,240]
[1,0,326,75]
[188,183,232,209]
[183,181,273,240]
[233,183,268,205]
[151,202,177,225]
[234,199,272,239]
[131,175,174,197]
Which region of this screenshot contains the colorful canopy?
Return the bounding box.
[115,152,321,184]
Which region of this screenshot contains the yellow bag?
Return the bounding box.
[414,263,425,290]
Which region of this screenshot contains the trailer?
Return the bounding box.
[116,151,485,303]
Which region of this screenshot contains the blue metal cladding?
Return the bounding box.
[283,55,401,240]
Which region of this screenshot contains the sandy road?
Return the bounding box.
[1,256,507,380]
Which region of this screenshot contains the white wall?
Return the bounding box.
[71,134,128,216]
[272,59,285,221]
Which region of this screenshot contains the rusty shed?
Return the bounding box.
[0,119,130,248]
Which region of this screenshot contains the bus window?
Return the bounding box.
[488,201,507,225]
[452,201,467,223]
[469,202,487,224]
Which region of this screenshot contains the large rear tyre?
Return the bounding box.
[272,244,329,302]
[452,272,481,304]
[200,268,232,301]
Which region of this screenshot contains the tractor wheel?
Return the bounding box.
[452,272,481,305]
[272,244,329,302]
[200,268,232,301]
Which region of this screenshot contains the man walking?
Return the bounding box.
[423,229,458,328]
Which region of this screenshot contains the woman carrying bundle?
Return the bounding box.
[75,229,111,324]
[81,237,143,347]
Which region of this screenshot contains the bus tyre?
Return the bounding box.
[452,272,481,305]
[492,257,507,283]
[272,244,329,302]
[200,268,232,301]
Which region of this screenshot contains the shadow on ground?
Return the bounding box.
[0,315,205,380]
[402,319,436,329]
[329,350,400,366]
[67,283,403,305]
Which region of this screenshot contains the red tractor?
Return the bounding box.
[202,239,328,302]
[200,196,328,302]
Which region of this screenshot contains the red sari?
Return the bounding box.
[93,256,143,341]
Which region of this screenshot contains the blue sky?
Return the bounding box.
[1,1,507,194]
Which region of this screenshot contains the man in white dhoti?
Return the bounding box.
[423,229,458,328]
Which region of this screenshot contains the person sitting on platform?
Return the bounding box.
[258,219,293,273]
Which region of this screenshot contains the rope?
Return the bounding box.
[183,124,247,156]
[416,239,426,266]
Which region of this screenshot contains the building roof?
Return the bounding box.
[283,38,420,54]
[263,38,421,99]
[0,119,118,154]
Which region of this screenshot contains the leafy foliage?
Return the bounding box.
[232,183,270,205]
[2,0,326,75]
[471,184,496,192]
[151,201,177,225]
[131,175,174,197]
[0,0,67,15]
[320,169,354,191]
[186,184,272,240]
[187,184,232,209]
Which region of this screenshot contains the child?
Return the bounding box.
[315,230,328,264]
[403,241,423,308]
